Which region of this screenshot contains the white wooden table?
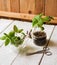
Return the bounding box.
[0,19,56,65]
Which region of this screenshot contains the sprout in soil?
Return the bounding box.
[31,13,54,46]
[32,13,54,31]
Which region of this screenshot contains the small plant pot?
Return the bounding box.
[33,31,47,46]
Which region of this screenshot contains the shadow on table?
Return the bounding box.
[18,45,39,55]
[48,40,57,47]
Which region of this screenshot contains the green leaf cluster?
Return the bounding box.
[0,25,25,47]
[32,14,54,30]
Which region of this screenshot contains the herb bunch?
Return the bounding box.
[32,14,54,31]
[0,25,25,47]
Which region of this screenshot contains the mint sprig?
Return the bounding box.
[0,25,25,47]
[32,14,54,31]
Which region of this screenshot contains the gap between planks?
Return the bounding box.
[38,25,56,65]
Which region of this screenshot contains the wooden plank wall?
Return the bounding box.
[20,0,35,14]
[0,0,44,14]
[0,0,10,11]
[20,0,44,14]
[0,0,57,16]
[0,0,20,12]
[5,0,11,12]
[35,0,45,14]
[10,0,20,12]
[45,0,57,16]
[0,0,6,11]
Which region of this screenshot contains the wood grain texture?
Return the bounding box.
[45,0,57,16]
[35,0,45,14]
[6,0,11,12]
[20,0,35,14]
[10,0,20,12]
[0,0,11,11]
[0,11,57,24]
[20,0,44,14]
[0,0,6,11]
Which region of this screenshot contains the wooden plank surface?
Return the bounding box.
[5,0,11,12]
[0,0,6,11]
[0,0,20,12]
[0,20,41,65]
[0,19,19,65]
[35,0,45,14]
[20,0,44,14]
[10,0,20,12]
[9,20,54,65]
[0,19,13,33]
[0,45,18,65]
[0,19,13,46]
[7,20,43,65]
[45,0,57,16]
[0,19,55,65]
[0,11,57,24]
[20,0,35,14]
[0,0,11,12]
[0,0,57,17]
[0,19,18,65]
[40,26,57,65]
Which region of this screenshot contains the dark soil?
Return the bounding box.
[33,31,46,38]
[33,31,47,46]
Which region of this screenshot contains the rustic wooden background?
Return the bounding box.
[0,0,57,16]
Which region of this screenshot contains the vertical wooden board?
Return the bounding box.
[45,0,57,16]
[35,0,45,14]
[20,0,44,14]
[0,0,11,12]
[20,0,35,14]
[0,0,6,11]
[5,0,11,12]
[10,0,20,13]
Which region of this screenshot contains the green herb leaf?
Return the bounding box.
[43,16,54,22]
[41,27,44,30]
[34,14,43,23]
[32,14,43,27]
[11,36,17,44]
[13,25,19,32]
[4,33,10,39]
[0,35,6,40]
[37,18,44,27]
[9,31,15,38]
[21,32,25,36]
[32,14,54,31]
[0,24,25,47]
[5,38,10,46]
[18,29,23,33]
[32,18,38,27]
[14,39,24,47]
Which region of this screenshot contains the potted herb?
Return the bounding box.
[32,14,54,46]
[0,25,26,47]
